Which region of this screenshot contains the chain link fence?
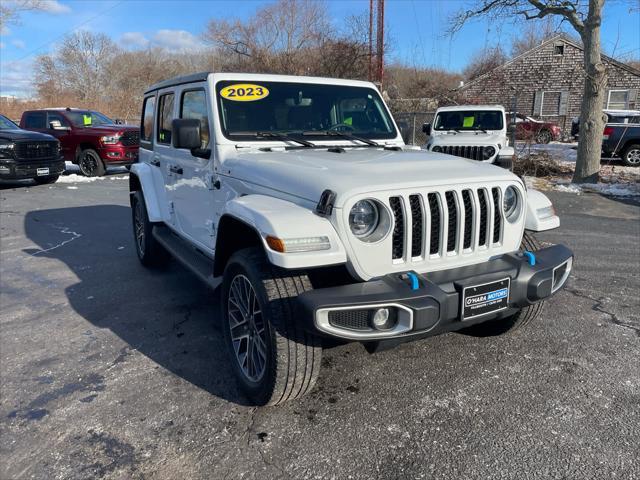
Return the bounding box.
[393,111,435,146]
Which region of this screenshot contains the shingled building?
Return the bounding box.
[459,34,640,133]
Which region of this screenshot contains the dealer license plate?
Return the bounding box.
[462,278,510,320]
[36,167,50,176]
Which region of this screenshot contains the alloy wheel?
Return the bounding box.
[227,274,267,382]
[80,152,98,175]
[626,148,640,165]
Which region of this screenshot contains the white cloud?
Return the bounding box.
[120,31,149,49]
[11,39,26,49]
[36,0,72,14]
[0,58,36,97]
[152,29,203,52]
[0,26,10,36]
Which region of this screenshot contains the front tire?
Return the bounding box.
[222,247,322,406]
[536,129,552,144]
[131,191,169,267]
[621,144,640,167]
[462,232,545,337]
[33,175,59,185]
[78,149,106,177]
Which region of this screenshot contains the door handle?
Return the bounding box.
[150,158,160,167]
[169,165,183,175]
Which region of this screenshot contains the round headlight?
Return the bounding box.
[483,146,496,160]
[432,146,442,153]
[503,186,519,221]
[349,200,379,237]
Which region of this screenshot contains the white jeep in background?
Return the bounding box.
[423,105,514,169]
[130,73,573,405]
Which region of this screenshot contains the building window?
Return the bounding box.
[554,44,564,55]
[541,91,561,116]
[607,90,629,110]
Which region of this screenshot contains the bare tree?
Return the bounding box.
[463,46,508,80]
[451,0,611,183]
[1,0,50,29]
[510,16,559,56]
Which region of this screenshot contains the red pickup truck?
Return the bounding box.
[20,108,139,176]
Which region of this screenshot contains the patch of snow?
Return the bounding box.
[57,173,128,183]
[553,183,582,194]
[516,141,577,163]
[66,186,78,190]
[582,183,640,197]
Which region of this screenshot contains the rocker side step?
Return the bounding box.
[152,225,220,290]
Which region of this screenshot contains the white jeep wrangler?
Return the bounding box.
[130,73,573,405]
[423,105,514,169]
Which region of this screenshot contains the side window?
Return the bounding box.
[157,93,175,145]
[24,112,46,129]
[180,89,209,148]
[141,95,156,145]
[47,112,69,128]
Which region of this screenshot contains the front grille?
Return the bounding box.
[445,191,457,252]
[120,130,140,146]
[492,188,502,243]
[14,141,58,160]
[387,187,506,262]
[409,195,422,258]
[328,310,370,331]
[438,145,489,161]
[389,197,404,260]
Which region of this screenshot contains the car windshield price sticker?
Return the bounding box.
[220,84,269,102]
[462,278,510,320]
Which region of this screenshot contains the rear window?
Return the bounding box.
[157,93,175,145]
[23,112,46,129]
[141,96,156,143]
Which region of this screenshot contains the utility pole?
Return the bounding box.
[368,0,385,87]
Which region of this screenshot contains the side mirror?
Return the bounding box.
[114,118,124,125]
[422,123,431,136]
[172,118,201,150]
[507,124,516,133]
[396,121,410,144]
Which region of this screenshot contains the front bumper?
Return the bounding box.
[0,158,65,180]
[297,244,573,341]
[96,145,138,165]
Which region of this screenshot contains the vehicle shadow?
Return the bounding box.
[23,205,251,406]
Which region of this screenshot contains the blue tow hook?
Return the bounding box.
[406,271,420,290]
[523,250,536,266]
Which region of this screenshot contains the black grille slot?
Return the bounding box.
[492,187,502,243]
[14,141,58,160]
[462,190,473,249]
[409,195,423,258]
[445,191,458,252]
[389,197,404,260]
[328,310,370,331]
[427,193,440,255]
[120,130,140,146]
[478,189,488,247]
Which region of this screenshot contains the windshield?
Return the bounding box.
[65,110,114,127]
[434,110,504,131]
[0,115,18,130]
[216,81,397,141]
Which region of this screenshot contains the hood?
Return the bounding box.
[75,125,139,135]
[429,130,505,146]
[0,128,57,142]
[226,147,519,206]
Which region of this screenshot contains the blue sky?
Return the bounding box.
[1,0,638,97]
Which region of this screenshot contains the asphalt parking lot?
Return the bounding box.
[1,174,639,480]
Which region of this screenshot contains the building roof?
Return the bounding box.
[459,33,640,91]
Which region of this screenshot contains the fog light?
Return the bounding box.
[106,151,121,158]
[0,165,10,173]
[370,308,397,330]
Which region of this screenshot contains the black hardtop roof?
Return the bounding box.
[144,72,210,95]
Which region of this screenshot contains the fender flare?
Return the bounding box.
[525,189,560,231]
[129,162,164,222]
[222,194,347,269]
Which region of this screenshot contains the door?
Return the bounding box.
[46,112,73,161]
[154,90,179,227]
[170,87,216,251]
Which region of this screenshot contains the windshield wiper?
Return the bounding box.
[303,130,381,147]
[230,131,317,148]
[255,131,316,147]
